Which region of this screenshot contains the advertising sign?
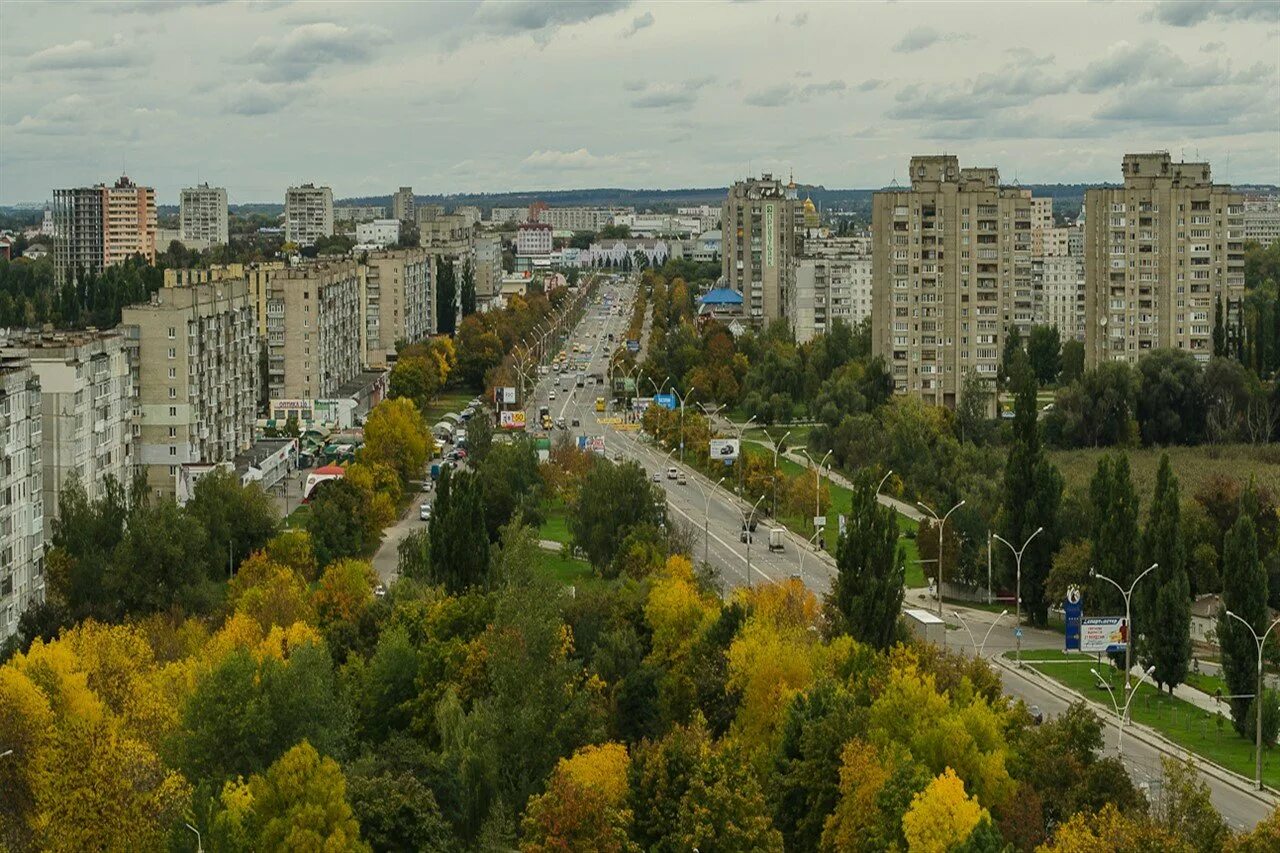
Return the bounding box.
[576,435,606,455]
[499,411,526,430]
[653,393,677,410]
[1064,586,1083,651]
[502,386,517,404]
[709,438,740,462]
[626,339,641,353]
[1080,617,1127,653]
[764,202,776,268]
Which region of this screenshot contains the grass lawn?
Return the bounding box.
[283,502,312,530]
[538,502,573,545]
[1185,670,1230,699]
[1049,444,1280,505]
[1021,653,1280,788]
[532,548,606,593]
[421,389,478,426]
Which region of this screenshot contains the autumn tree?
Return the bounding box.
[313,558,378,628]
[674,747,784,853]
[362,397,433,487]
[521,743,635,853]
[900,768,989,853]
[826,482,905,649]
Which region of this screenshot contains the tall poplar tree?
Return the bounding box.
[1140,454,1190,693]
[436,256,457,335]
[460,259,476,317]
[826,482,904,649]
[1089,453,1140,620]
[1218,514,1266,735]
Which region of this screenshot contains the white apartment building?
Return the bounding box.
[0,329,133,539]
[471,233,502,299]
[363,248,431,368]
[356,219,401,247]
[677,204,722,233]
[1,354,45,640]
[516,222,553,255]
[120,280,258,498]
[1243,194,1280,247]
[789,236,873,343]
[334,205,386,224]
[1033,256,1086,342]
[391,187,415,222]
[285,184,334,246]
[265,260,362,400]
[179,183,229,245]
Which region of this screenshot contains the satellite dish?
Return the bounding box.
[1099,316,1108,327]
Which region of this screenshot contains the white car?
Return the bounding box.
[419,503,432,521]
[548,390,556,400]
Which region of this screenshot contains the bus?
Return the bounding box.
[595,397,606,413]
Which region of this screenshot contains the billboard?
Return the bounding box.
[1080,617,1127,653]
[653,393,677,410]
[626,339,641,353]
[499,411,526,429]
[502,386,517,404]
[577,435,606,455]
[709,438,740,461]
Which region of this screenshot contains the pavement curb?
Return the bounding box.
[994,655,1280,808]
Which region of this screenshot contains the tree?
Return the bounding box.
[521,743,635,853]
[1218,513,1267,735]
[900,768,989,853]
[1089,453,1139,618]
[826,483,904,649]
[955,371,994,445]
[460,258,476,317]
[475,439,541,540]
[1027,325,1062,386]
[346,767,453,853]
[215,741,369,853]
[1136,349,1206,446]
[363,397,432,487]
[1060,339,1085,384]
[313,558,378,628]
[999,322,1023,388]
[570,459,663,570]
[1140,455,1191,693]
[437,256,457,335]
[628,717,712,852]
[427,466,491,593]
[307,478,377,567]
[674,748,784,853]
[1214,294,1228,357]
[108,496,216,617]
[1151,757,1229,852]
[184,468,280,576]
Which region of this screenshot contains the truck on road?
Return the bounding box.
[768,528,785,552]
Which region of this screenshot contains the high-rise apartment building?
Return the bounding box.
[363,249,432,368]
[166,262,285,338]
[1243,194,1280,248]
[0,354,45,640]
[722,174,802,325]
[392,186,415,222]
[265,260,362,400]
[1033,256,1086,342]
[120,280,258,498]
[179,183,229,245]
[788,236,873,343]
[471,233,502,300]
[52,175,157,286]
[871,155,1032,407]
[285,183,334,246]
[1083,153,1244,366]
[0,329,133,539]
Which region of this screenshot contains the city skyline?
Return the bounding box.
[2,0,1278,204]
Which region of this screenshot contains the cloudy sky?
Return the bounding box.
[1,0,1277,204]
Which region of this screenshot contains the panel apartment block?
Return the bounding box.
[285,183,334,246]
[0,355,45,640]
[53,175,157,286]
[180,183,229,245]
[121,280,258,498]
[266,260,362,400]
[363,248,432,369]
[722,174,802,325]
[1083,153,1244,365]
[871,156,1032,408]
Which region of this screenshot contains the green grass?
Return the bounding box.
[420,389,478,426]
[1185,670,1230,699]
[1050,444,1280,506]
[283,502,312,530]
[1025,655,1280,788]
[538,502,573,545]
[532,548,605,592]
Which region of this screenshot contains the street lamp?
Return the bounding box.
[800,449,833,536]
[800,529,823,585]
[992,527,1044,630]
[917,499,966,622]
[735,414,757,497]
[876,468,894,497]
[185,823,204,853]
[1091,664,1156,758]
[666,385,690,465]
[692,476,727,567]
[741,494,767,588]
[1223,610,1280,790]
[763,429,792,519]
[1091,562,1157,701]
[952,609,1007,659]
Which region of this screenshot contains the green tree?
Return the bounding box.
[674,748,783,853]
[460,258,476,317]
[108,496,216,616]
[1060,339,1085,384]
[1218,513,1267,735]
[346,767,453,853]
[307,478,375,567]
[826,483,904,649]
[955,371,994,445]
[436,256,457,335]
[1140,455,1191,693]
[1027,324,1062,386]
[1152,757,1229,852]
[475,439,541,540]
[999,322,1023,387]
[1089,453,1140,618]
[1214,294,1228,357]
[570,459,663,570]
[427,466,491,593]
[1136,349,1206,446]
[184,468,280,576]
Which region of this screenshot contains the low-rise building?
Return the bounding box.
[356,219,401,247]
[333,205,386,223]
[0,328,133,539]
[1,354,45,641]
[1243,194,1280,248]
[265,260,362,400]
[120,279,258,499]
[516,221,553,256]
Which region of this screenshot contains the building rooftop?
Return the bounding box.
[699,287,744,306]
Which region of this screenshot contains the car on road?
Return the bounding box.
[374,583,387,598]
[677,474,687,485]
[613,452,623,461]
[419,503,432,521]
[666,467,678,480]
[555,417,566,429]
[651,472,662,483]
[571,417,580,427]
[548,390,557,400]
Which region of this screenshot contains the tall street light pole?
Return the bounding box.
[741,494,766,588]
[917,499,966,622]
[800,448,833,539]
[1224,610,1280,790]
[693,476,727,567]
[1091,664,1156,759]
[952,609,1008,659]
[763,428,791,519]
[1091,562,1158,701]
[992,526,1044,630]
[735,414,757,497]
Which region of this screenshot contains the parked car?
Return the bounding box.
[677,474,687,485]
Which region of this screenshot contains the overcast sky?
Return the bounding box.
[1,0,1277,204]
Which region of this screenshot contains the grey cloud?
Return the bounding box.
[95,0,230,13]
[473,0,630,41]
[801,80,846,97]
[25,35,141,71]
[1078,39,1264,92]
[629,76,714,109]
[855,79,886,92]
[889,60,1069,121]
[1149,1,1280,27]
[791,12,808,27]
[623,11,654,37]
[1200,40,1226,52]
[893,25,970,53]
[223,81,297,116]
[522,148,621,169]
[1092,86,1270,127]
[744,79,845,107]
[249,21,389,82]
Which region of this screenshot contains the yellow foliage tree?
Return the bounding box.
[228,553,315,631]
[821,739,893,852]
[645,555,717,667]
[264,528,319,582]
[361,397,433,487]
[1037,802,1193,853]
[313,558,378,627]
[901,768,988,853]
[521,742,635,853]
[345,460,400,531]
[0,667,54,849]
[557,742,631,806]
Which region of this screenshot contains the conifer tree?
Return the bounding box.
[1140,455,1190,693]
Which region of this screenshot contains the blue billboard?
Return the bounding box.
[652,393,677,410]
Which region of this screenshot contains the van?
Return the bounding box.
[666,467,678,480]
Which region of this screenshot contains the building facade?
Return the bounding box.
[356,219,401,247]
[265,260,362,400]
[391,186,415,222]
[722,174,802,325]
[334,205,386,224]
[871,156,1032,407]
[120,280,258,498]
[1,354,45,641]
[1033,255,1086,342]
[1083,153,1244,366]
[516,221,553,256]
[1243,194,1280,248]
[471,233,502,300]
[52,175,157,286]
[363,248,431,368]
[179,183,229,245]
[166,262,285,338]
[285,184,334,246]
[789,236,873,343]
[0,329,133,539]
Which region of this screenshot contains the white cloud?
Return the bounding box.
[522,148,620,169]
[249,22,390,82]
[25,34,139,71]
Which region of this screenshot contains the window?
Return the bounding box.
[169,446,177,456]
[167,347,176,359]
[169,406,177,417]
[167,326,176,339]
[168,368,176,379]
[168,427,177,438]
[169,387,177,399]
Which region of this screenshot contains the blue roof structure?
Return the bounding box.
[699,287,744,306]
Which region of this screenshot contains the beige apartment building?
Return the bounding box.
[265,260,362,400]
[1033,255,1086,342]
[180,183,229,245]
[0,328,133,538]
[52,175,157,286]
[285,183,334,246]
[392,186,415,222]
[1083,153,1245,366]
[362,248,432,368]
[1,354,45,640]
[788,236,873,343]
[165,262,286,337]
[722,174,803,325]
[120,279,257,498]
[871,155,1032,407]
